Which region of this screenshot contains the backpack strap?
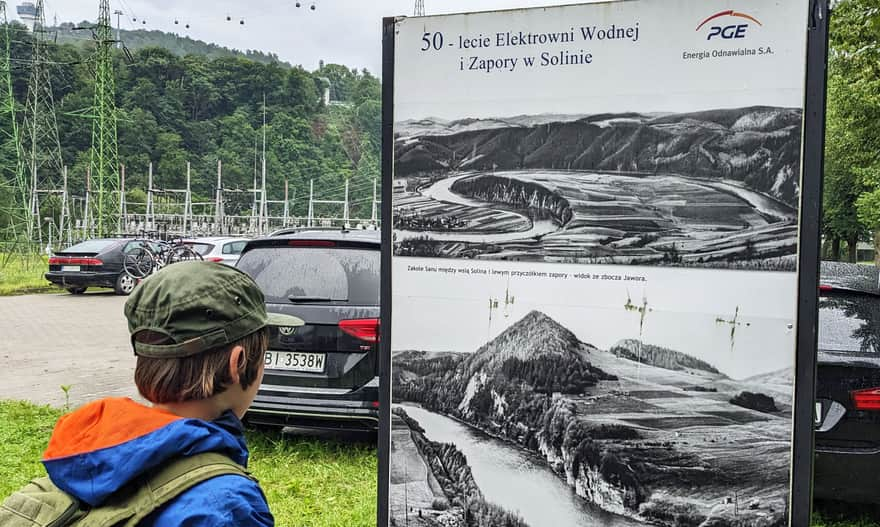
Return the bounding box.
[76,452,256,527]
[0,477,82,527]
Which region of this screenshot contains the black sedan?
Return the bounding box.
[45,238,142,295]
[814,261,880,503]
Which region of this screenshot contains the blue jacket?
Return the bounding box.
[42,397,274,526]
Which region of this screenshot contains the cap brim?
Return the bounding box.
[266,312,305,328]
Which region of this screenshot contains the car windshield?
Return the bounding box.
[237,246,380,305]
[186,243,215,256]
[818,294,880,354]
[61,239,117,254]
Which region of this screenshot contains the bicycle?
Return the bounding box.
[123,239,203,280]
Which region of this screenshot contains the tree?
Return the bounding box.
[824,0,880,265]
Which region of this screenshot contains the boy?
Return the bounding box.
[39,261,303,526]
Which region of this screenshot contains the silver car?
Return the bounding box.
[183,237,251,266]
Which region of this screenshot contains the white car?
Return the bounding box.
[183,237,251,266]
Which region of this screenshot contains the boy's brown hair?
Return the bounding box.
[134,327,269,404]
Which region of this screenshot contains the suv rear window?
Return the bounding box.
[61,239,117,254]
[818,294,880,354]
[237,246,379,305]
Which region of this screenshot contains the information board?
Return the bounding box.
[380,1,826,525]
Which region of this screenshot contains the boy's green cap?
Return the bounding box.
[124,261,304,358]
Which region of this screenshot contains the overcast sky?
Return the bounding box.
[37,0,568,73]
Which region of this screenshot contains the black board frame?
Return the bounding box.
[377,1,831,524]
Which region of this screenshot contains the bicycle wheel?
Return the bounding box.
[166,245,203,264]
[123,247,155,279]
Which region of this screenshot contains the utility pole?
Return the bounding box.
[260,94,268,235]
[88,0,121,237]
[113,9,123,49]
[118,164,127,233]
[0,1,26,247]
[214,160,223,233]
[307,179,314,227]
[183,161,192,236]
[83,167,92,239]
[371,177,378,223]
[283,180,290,227]
[343,179,350,226]
[59,166,70,246]
[251,137,258,233]
[22,0,64,242]
[145,163,154,232]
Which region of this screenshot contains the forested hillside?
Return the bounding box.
[54,23,285,65]
[0,21,381,223]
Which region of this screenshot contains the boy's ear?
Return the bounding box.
[229,345,245,385]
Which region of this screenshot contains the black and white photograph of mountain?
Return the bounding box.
[389,310,793,527]
[392,107,802,270]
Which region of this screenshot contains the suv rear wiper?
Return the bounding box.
[287,296,346,303]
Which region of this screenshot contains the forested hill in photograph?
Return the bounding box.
[53,23,286,65]
[0,21,381,221]
[395,107,803,207]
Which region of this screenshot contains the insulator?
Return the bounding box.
[239,19,245,25]
[226,15,231,21]
[295,2,301,7]
[174,19,179,24]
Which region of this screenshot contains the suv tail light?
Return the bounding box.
[49,257,103,266]
[852,388,880,410]
[206,257,224,263]
[339,318,380,343]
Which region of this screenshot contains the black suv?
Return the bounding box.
[814,261,880,503]
[236,229,380,432]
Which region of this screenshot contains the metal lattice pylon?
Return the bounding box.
[22,0,64,243]
[414,0,425,16]
[0,1,26,244]
[85,0,120,237]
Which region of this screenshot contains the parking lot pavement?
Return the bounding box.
[0,291,139,408]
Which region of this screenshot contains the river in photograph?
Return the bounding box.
[400,403,643,527]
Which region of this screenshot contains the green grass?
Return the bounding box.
[3,400,877,526]
[0,401,62,495]
[814,502,880,527]
[0,400,376,526]
[0,252,57,296]
[248,430,377,526]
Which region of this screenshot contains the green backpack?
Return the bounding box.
[0,452,255,527]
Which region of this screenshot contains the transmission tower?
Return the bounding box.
[0,1,26,244]
[22,0,64,243]
[81,0,120,236]
[414,0,425,16]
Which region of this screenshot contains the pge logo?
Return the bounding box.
[696,10,762,41]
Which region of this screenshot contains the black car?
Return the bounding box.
[45,238,145,295]
[814,261,880,503]
[236,229,381,432]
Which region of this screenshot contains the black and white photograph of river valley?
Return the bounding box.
[392,107,803,270]
[390,305,794,527]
